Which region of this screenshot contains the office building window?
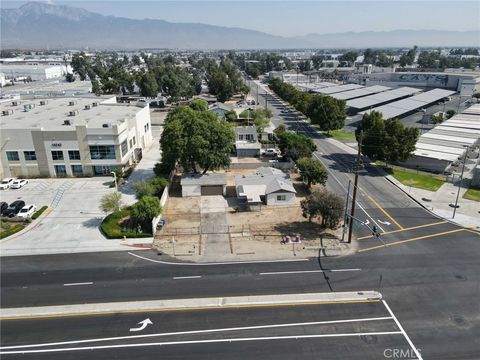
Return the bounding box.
[24,151,37,161]
[89,145,116,160]
[51,150,64,161]
[121,140,128,157]
[54,165,67,176]
[71,165,83,175]
[276,195,287,201]
[133,136,136,145]
[6,151,19,161]
[129,139,133,149]
[68,150,81,160]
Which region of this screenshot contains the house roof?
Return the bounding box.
[209,102,233,112]
[181,173,227,186]
[235,167,296,200]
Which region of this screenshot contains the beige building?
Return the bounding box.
[0,97,153,177]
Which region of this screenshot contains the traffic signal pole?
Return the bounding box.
[347,131,362,244]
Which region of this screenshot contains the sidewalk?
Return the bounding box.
[386,175,480,230]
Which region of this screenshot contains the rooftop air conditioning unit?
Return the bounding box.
[63,119,72,126]
[11,101,20,106]
[39,100,48,106]
[69,110,79,116]
[92,102,99,107]
[68,100,77,106]
[23,104,35,111]
[2,109,14,116]
[102,123,110,128]
[84,105,91,110]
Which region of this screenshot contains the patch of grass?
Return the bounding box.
[0,220,26,239]
[463,187,480,202]
[324,130,356,141]
[392,168,445,191]
[32,205,48,220]
[100,208,152,239]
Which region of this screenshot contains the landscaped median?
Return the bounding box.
[100,207,153,239]
[0,291,382,319]
[0,205,49,240]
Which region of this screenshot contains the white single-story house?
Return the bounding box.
[235,167,296,206]
[234,126,261,157]
[181,173,227,197]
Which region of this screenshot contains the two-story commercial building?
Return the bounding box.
[0,97,153,177]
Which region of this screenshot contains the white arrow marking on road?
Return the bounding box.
[363,219,370,225]
[129,319,153,332]
[377,220,391,226]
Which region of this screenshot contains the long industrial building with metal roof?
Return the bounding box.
[401,104,480,173]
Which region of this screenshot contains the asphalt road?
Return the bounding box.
[1,81,479,359]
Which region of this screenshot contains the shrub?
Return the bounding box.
[131,196,162,223]
[100,209,152,239]
[133,177,168,199]
[31,206,48,220]
[154,162,173,178]
[0,222,26,239]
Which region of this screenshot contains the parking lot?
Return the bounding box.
[0,178,138,256]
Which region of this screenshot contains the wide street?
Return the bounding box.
[1,81,479,359]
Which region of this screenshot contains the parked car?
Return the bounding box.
[261,148,281,156]
[17,204,37,219]
[0,178,16,190]
[10,179,28,189]
[0,202,8,216]
[3,200,26,217]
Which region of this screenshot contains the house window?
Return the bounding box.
[89,145,116,160]
[51,150,64,161]
[238,135,244,140]
[245,134,254,141]
[54,165,67,176]
[276,195,287,201]
[6,151,19,161]
[68,150,81,160]
[121,140,128,157]
[71,165,83,175]
[24,151,37,161]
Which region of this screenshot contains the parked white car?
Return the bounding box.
[10,179,28,189]
[17,204,37,219]
[261,148,281,156]
[0,178,16,190]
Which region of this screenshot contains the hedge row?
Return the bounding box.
[0,223,26,239]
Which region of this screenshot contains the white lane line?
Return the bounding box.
[313,153,385,233]
[173,276,202,280]
[1,331,402,354]
[63,282,93,287]
[1,316,392,350]
[260,269,361,275]
[128,252,309,266]
[383,300,423,360]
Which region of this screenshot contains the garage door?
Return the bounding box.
[201,185,224,196]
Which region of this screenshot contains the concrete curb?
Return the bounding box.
[384,175,480,233]
[0,207,53,244]
[0,291,382,319]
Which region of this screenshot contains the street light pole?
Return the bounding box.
[453,146,468,219]
[341,180,351,242]
[348,131,362,244]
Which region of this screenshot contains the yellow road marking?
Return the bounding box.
[357,221,448,240]
[0,300,380,321]
[358,229,465,253]
[465,229,480,236]
[366,194,404,229]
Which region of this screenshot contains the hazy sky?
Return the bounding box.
[3,1,479,36]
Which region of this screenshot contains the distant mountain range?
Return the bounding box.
[1,2,478,50]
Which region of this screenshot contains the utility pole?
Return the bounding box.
[348,131,362,243]
[265,87,268,111]
[342,180,351,242]
[453,145,468,219]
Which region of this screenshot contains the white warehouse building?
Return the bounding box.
[0,97,153,178]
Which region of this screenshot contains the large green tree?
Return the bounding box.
[160,105,234,173]
[301,189,344,228]
[296,157,328,189]
[278,132,317,161]
[131,196,162,223]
